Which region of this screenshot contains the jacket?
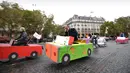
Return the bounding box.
[17,31,28,42]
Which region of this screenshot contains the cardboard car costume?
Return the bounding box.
[116,37,128,44]
[45,36,94,65]
[97,37,107,46]
[116,33,129,44]
[0,39,43,61]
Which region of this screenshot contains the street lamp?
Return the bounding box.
[90,11,94,35]
[32,4,36,10]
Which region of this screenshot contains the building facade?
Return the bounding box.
[63,15,105,35]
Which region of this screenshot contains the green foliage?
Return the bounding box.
[52,25,65,36]
[3,1,130,38]
[0,1,64,38]
[100,21,115,36]
[0,1,23,37]
[100,17,130,36]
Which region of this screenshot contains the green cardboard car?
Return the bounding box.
[45,40,94,65]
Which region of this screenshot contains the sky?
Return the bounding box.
[0,0,130,24]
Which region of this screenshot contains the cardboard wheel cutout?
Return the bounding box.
[62,54,70,65]
[87,49,91,57]
[8,52,18,61]
[31,51,38,58]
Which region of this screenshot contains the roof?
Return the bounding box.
[64,15,105,24]
[72,15,105,21]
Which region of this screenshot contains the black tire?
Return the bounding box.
[8,52,18,61]
[62,54,70,65]
[87,49,91,57]
[30,51,38,59]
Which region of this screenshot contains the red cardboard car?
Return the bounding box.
[0,40,43,61]
[116,37,129,44]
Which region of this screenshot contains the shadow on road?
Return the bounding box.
[0,57,41,66]
[44,57,91,70]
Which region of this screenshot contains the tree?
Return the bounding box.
[0,1,23,37]
[52,25,65,36]
[22,10,44,35]
[0,1,46,37]
[42,14,55,38]
[100,21,115,36]
[0,1,64,39]
[114,17,130,36]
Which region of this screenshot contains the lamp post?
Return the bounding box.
[32,4,36,11]
[90,11,94,35]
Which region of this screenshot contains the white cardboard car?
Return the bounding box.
[97,37,107,47]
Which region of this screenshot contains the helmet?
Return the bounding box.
[19,27,25,32]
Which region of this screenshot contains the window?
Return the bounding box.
[82,24,84,26]
[80,24,82,26]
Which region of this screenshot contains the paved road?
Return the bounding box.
[0,41,130,73]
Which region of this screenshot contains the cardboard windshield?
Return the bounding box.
[55,35,74,45]
[33,32,41,39]
[117,37,125,40]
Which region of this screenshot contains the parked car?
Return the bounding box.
[105,37,110,41]
[109,36,116,40]
[47,38,53,42]
[0,36,10,43]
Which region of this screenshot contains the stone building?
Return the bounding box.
[63,15,105,36]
